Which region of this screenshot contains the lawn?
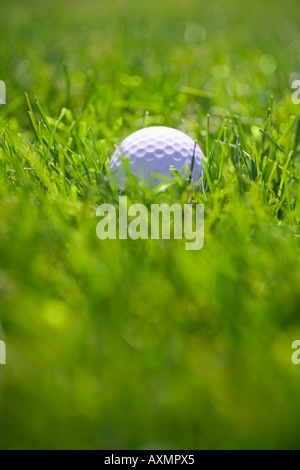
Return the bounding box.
[0,0,300,449]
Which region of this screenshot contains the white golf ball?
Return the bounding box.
[109,126,205,188]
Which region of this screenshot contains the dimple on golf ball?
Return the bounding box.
[109,126,205,188]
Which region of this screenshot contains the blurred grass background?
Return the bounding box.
[0,0,300,449]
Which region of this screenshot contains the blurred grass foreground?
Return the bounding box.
[0,0,300,449]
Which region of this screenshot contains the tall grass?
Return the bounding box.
[0,0,299,450]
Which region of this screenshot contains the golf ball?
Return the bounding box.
[109,126,205,188]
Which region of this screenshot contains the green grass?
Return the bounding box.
[0,0,300,450]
